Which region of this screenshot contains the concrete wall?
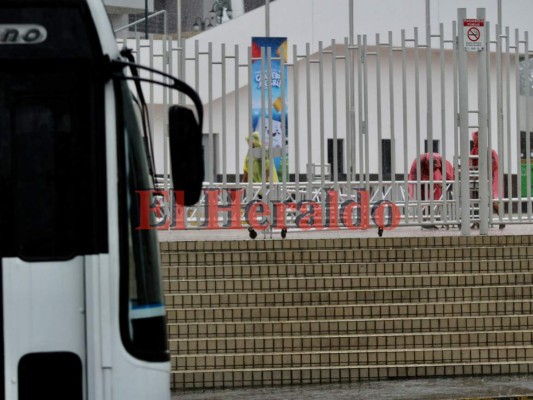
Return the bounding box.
[184,0,533,55]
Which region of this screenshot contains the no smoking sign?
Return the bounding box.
[464,19,485,52]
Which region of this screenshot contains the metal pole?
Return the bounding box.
[177,0,181,42]
[477,8,489,235]
[497,0,502,32]
[349,0,354,46]
[319,41,325,189]
[414,28,422,221]
[294,44,301,202]
[425,0,431,217]
[145,0,149,39]
[348,0,356,186]
[265,0,270,37]
[305,43,313,199]
[458,8,471,235]
[426,0,430,39]
[357,35,364,187]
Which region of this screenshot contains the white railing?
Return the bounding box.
[120,8,533,234]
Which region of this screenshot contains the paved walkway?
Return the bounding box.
[158,224,533,242]
[171,375,533,400]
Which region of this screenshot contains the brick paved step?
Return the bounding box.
[161,245,533,266]
[167,314,533,339]
[160,235,533,254]
[170,344,533,370]
[169,330,533,354]
[164,272,533,293]
[162,234,533,390]
[162,259,533,280]
[164,285,533,308]
[170,361,533,389]
[166,300,533,323]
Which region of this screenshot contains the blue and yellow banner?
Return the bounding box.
[251,36,289,180]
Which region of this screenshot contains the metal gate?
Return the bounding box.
[117,7,533,235]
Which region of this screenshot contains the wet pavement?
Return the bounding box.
[171,375,533,400]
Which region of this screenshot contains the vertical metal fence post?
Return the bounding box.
[388,31,397,201]
[349,39,356,187]
[318,41,326,190]
[504,26,512,223]
[260,47,267,197]
[458,8,471,235]
[267,46,274,236]
[280,44,287,199]
[495,23,504,223]
[426,15,435,224]
[485,22,493,225]
[477,8,489,235]
[514,29,522,223]
[293,44,301,203]
[414,27,422,223]
[439,23,449,224]
[362,35,370,192]
[221,43,228,186]
[401,29,409,219]
[331,39,339,193]
[452,21,461,225]
[247,46,254,201]
[376,33,383,198]
[348,3,356,194]
[208,42,214,185]
[357,35,364,188]
[235,44,241,189]
[344,38,353,196]
[305,43,313,199]
[519,32,533,217]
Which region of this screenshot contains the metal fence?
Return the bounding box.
[118,7,533,236]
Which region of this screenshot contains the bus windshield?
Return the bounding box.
[116,79,168,362]
[0,66,107,260]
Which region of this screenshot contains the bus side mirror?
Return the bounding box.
[168,105,204,206]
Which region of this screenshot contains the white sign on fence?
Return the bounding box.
[464,19,485,52]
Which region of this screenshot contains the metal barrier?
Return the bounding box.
[118,8,533,235]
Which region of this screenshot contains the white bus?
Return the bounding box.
[0,0,203,399]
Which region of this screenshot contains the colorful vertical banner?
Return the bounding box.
[251,37,289,180]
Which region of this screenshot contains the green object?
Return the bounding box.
[520,163,533,197]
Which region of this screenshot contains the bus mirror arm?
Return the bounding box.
[109,52,156,180]
[109,57,205,207]
[109,57,203,129]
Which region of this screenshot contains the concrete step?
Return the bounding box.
[161,245,533,266]
[163,234,533,389]
[170,361,533,389]
[170,345,533,370]
[164,285,533,308]
[166,300,533,323]
[160,235,533,254]
[162,259,533,280]
[167,314,533,339]
[164,272,533,293]
[169,330,533,355]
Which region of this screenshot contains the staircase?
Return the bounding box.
[160,235,533,390]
